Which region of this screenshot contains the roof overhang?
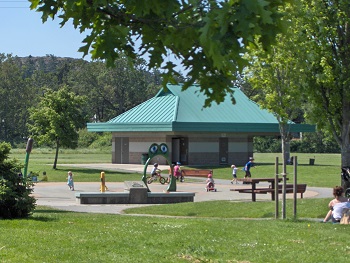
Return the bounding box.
[87,122,315,133]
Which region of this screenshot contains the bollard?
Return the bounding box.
[100,172,106,192]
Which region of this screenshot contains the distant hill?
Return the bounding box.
[12,55,87,76]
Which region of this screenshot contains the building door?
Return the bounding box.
[180,137,188,165]
[172,138,180,164]
[121,137,129,163]
[219,137,228,164]
[113,137,129,164]
[172,137,188,165]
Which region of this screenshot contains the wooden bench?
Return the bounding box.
[231,184,307,198]
[243,184,307,198]
[181,169,212,178]
[230,188,273,194]
[275,184,307,198]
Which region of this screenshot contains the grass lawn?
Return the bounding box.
[9,149,342,187]
[1,202,349,263]
[2,149,348,262]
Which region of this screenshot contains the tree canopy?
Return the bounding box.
[29,0,288,106]
[292,0,350,188]
[245,3,305,170]
[28,86,87,168]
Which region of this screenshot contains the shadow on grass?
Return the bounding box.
[186,212,198,216]
[29,216,58,222]
[55,167,133,175]
[186,163,339,168]
[29,208,71,222]
[297,164,338,167]
[262,212,275,218]
[34,208,70,214]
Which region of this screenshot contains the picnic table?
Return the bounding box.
[231,177,284,202]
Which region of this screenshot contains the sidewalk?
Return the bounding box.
[33,164,333,214]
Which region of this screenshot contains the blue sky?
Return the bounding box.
[0,1,90,60]
[0,1,186,73]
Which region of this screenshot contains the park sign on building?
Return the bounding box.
[87,84,315,166]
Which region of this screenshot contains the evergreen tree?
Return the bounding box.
[0,142,36,219]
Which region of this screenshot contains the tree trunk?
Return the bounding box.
[279,123,290,175]
[53,138,60,169]
[340,94,350,190]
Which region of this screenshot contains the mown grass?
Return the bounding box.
[9,149,342,187]
[1,204,349,263]
[124,199,328,219]
[1,149,349,262]
[9,148,141,182]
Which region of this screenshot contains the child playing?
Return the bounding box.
[67,171,74,191]
[244,157,255,178]
[206,171,215,190]
[231,164,238,184]
[151,163,160,175]
[174,162,183,182]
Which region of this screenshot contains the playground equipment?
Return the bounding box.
[76,143,195,204]
[23,138,34,186]
[142,143,176,192]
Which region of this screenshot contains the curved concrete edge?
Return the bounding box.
[32,180,333,215]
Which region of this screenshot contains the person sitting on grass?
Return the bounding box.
[331,201,350,223]
[322,186,348,222]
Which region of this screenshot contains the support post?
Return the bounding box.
[275,157,279,219]
[293,156,298,219]
[282,172,287,219]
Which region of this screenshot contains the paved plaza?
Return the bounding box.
[32,164,332,214]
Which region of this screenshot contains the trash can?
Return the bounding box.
[309,158,315,165]
[141,153,149,165]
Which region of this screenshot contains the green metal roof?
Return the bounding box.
[87,84,315,133]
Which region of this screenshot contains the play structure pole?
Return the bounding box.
[23,138,34,186]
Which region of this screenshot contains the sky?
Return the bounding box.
[0,1,185,73]
[0,1,91,60]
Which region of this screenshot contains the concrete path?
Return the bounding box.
[32,164,333,214]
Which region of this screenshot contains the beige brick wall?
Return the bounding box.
[112,133,254,166]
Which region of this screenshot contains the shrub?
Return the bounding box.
[0,142,36,219]
[88,132,112,149]
[78,128,99,148]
